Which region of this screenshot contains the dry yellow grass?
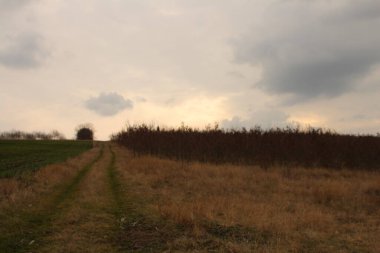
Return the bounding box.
[38,144,117,253]
[1,143,378,252]
[0,145,101,210]
[114,145,380,252]
[0,143,106,253]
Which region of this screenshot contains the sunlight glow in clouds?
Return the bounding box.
[288,115,327,128]
[1,0,380,139]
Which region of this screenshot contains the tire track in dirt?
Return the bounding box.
[0,144,105,253]
[37,143,147,253]
[106,144,132,252]
[107,145,125,217]
[3,143,177,253]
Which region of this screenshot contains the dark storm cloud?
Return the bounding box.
[85,92,133,116]
[233,0,380,101]
[0,34,49,69]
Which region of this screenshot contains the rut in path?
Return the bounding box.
[0,144,104,253]
[37,143,124,253]
[1,143,127,253]
[2,143,172,253]
[37,144,174,252]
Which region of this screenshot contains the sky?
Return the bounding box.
[1,0,379,140]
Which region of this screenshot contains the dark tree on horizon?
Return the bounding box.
[75,123,94,140]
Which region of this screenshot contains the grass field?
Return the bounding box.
[0,143,379,252]
[115,147,380,252]
[0,140,93,178]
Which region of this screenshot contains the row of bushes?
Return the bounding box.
[112,124,380,170]
[0,130,66,140]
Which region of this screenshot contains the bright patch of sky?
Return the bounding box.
[1,0,379,139]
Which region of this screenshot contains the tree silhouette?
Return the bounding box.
[75,123,94,140]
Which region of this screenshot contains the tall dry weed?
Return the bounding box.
[114,145,380,252]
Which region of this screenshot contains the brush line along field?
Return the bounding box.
[0,140,93,178]
[0,141,379,252]
[113,125,380,170]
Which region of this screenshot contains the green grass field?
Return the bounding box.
[0,140,93,178]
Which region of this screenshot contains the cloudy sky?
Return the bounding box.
[1,0,379,140]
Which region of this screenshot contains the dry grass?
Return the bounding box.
[38,145,117,253]
[0,145,101,210]
[1,142,378,252]
[114,145,380,252]
[0,143,104,253]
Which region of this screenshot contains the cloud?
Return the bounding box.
[334,0,380,22]
[0,33,49,69]
[85,92,133,116]
[232,0,380,101]
[135,96,147,103]
[0,0,31,11]
[221,109,289,129]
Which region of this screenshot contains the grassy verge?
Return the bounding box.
[0,145,104,253]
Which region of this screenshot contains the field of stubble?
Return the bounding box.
[0,142,379,252]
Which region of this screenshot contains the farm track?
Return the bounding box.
[0,143,138,253]
[37,143,119,253]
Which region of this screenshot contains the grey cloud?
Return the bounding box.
[221,109,289,129]
[85,92,133,116]
[0,0,30,9]
[334,0,380,22]
[227,71,246,79]
[135,96,147,103]
[0,0,32,14]
[233,1,380,101]
[339,113,379,122]
[0,34,49,69]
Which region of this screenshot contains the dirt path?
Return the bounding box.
[37,143,119,253]
[1,142,175,253]
[0,143,127,253]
